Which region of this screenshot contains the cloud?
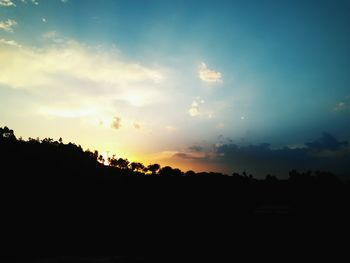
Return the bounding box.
[42,31,65,43]
[333,102,349,112]
[173,133,350,178]
[20,0,39,5]
[0,19,17,32]
[0,37,167,134]
[188,145,203,152]
[0,0,15,7]
[188,97,215,119]
[43,31,57,39]
[111,117,122,130]
[305,132,348,151]
[333,97,350,112]
[188,98,204,117]
[214,133,350,177]
[188,102,200,117]
[198,62,223,84]
[0,38,21,48]
[173,152,208,160]
[0,0,16,7]
[0,39,164,99]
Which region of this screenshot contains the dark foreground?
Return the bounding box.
[1,126,350,242]
[0,258,144,263]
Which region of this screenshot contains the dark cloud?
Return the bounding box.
[175,133,350,178]
[214,133,350,178]
[111,117,121,130]
[173,152,205,160]
[188,145,203,152]
[305,132,348,151]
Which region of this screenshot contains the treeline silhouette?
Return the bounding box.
[1,126,349,218]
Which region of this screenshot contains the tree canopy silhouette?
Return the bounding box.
[0,126,349,218]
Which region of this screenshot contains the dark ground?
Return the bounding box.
[0,258,145,263]
[1,126,350,243]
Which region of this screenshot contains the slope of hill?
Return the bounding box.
[1,126,349,221]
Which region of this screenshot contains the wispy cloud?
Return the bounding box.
[198,62,223,84]
[0,37,166,131]
[0,0,16,7]
[333,102,347,112]
[0,39,164,96]
[42,31,65,43]
[333,97,350,112]
[0,19,17,32]
[0,38,21,48]
[20,0,39,5]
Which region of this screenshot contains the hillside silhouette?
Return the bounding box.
[1,126,349,219]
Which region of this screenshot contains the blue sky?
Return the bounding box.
[1,0,350,177]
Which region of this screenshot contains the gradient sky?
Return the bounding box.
[1,0,350,177]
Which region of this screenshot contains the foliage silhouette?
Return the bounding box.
[0,126,349,218]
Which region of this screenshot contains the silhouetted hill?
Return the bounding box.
[1,126,349,224]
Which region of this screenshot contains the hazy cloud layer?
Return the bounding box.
[0,40,163,91]
[0,38,166,124]
[0,38,21,47]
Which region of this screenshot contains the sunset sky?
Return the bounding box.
[1,0,350,177]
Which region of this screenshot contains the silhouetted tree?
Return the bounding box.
[0,126,16,141]
[129,162,145,172]
[265,174,278,183]
[108,155,118,167]
[42,138,54,144]
[147,164,160,175]
[158,166,173,176]
[98,155,105,164]
[116,158,130,169]
[185,170,196,177]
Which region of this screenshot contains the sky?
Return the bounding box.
[1,0,350,177]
